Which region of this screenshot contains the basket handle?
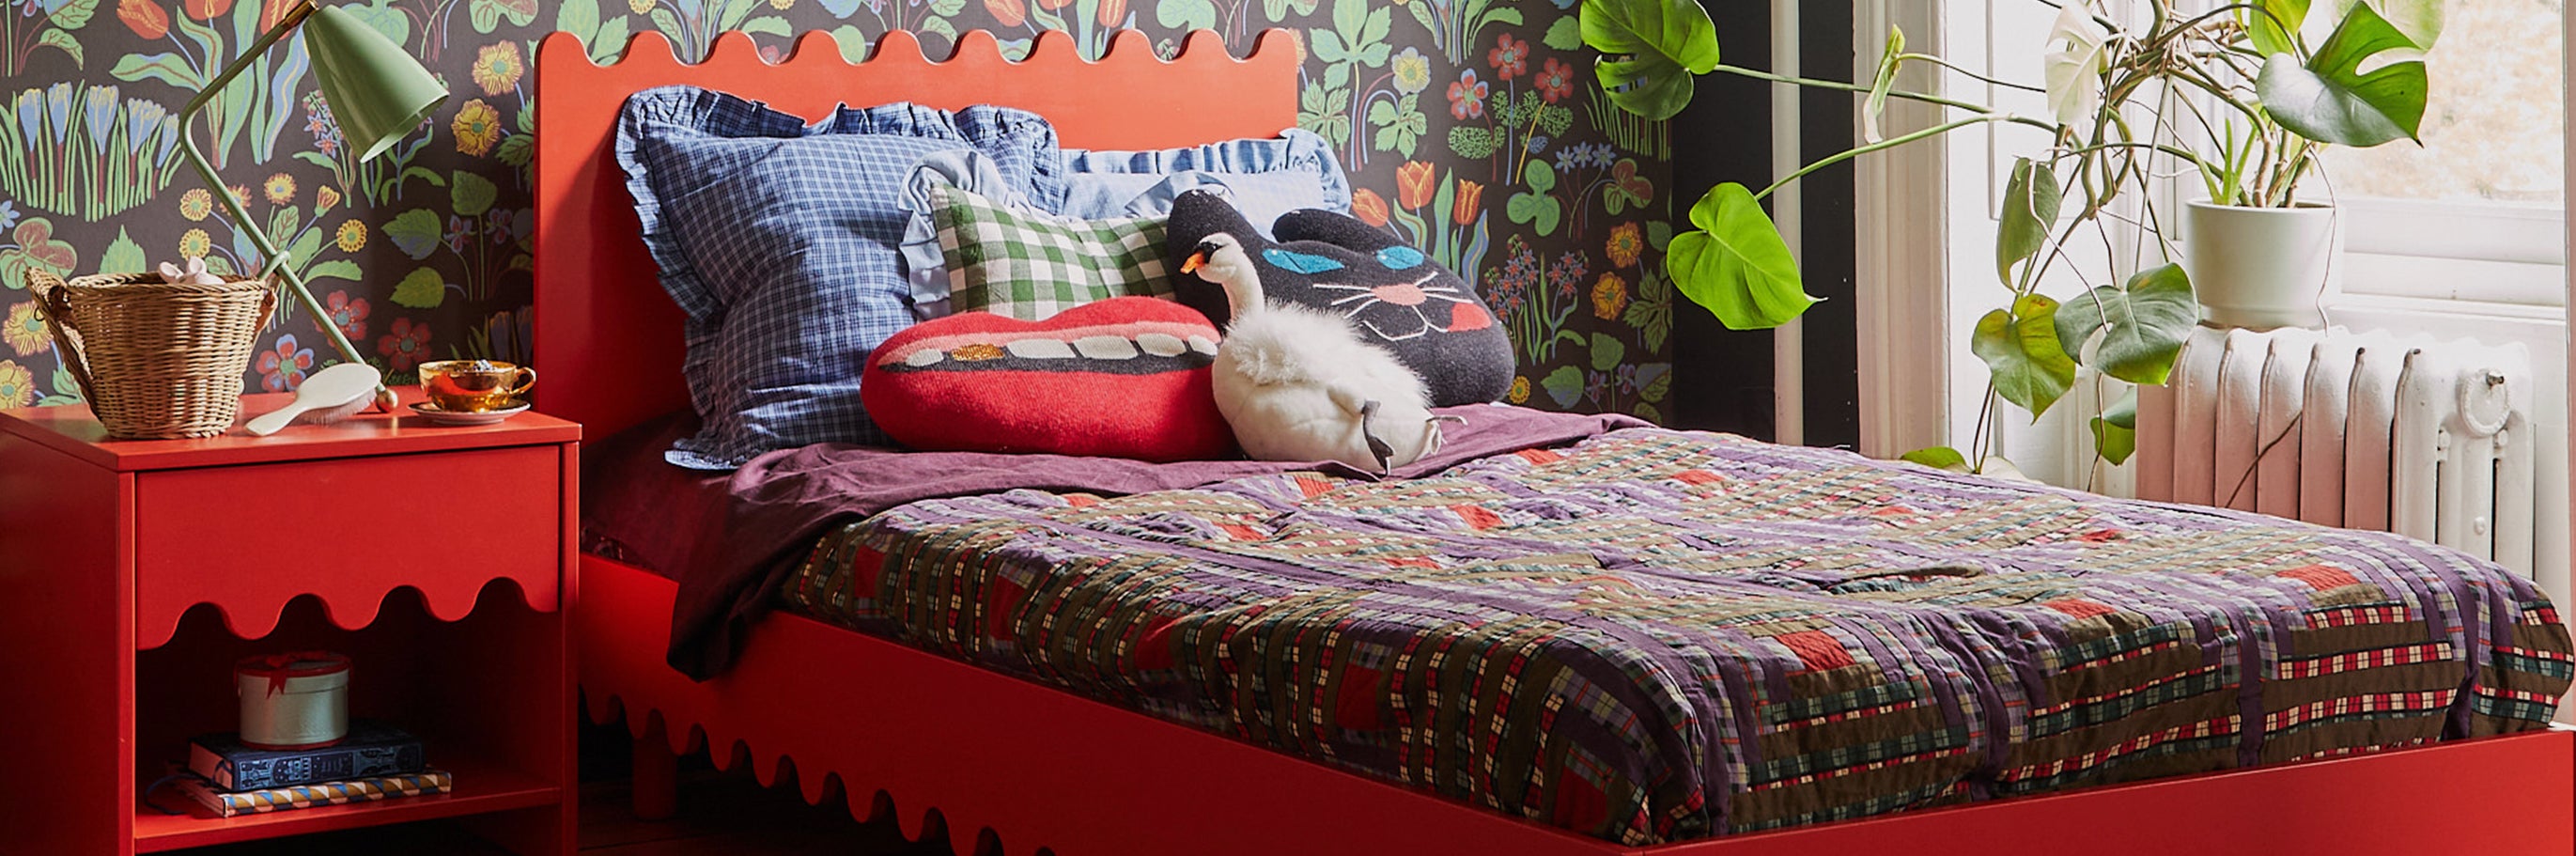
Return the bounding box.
[25,270,99,406]
[255,277,280,331]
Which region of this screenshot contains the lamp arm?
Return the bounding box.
[178,0,396,412]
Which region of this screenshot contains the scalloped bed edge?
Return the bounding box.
[542,25,1298,72]
[582,692,1012,856]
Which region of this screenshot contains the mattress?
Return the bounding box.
[776,427,2574,844]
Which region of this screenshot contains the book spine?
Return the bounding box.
[180,770,454,818]
[190,739,425,790]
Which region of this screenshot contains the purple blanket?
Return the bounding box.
[585,405,1647,678]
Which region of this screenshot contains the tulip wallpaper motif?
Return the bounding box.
[0,0,1677,424]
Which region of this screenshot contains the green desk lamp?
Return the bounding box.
[180,1,449,411]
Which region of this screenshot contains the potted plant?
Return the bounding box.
[1579,0,2442,466]
[2176,2,2440,329]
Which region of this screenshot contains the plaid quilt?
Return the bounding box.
[933,183,1173,320]
[781,428,2572,844]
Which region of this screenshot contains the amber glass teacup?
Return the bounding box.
[419,360,535,412]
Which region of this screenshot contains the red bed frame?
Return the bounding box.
[533,29,2575,856]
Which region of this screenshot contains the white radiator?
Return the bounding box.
[2136,326,2539,578]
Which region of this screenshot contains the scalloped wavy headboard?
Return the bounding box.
[532,28,1299,439]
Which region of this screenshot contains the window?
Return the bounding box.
[2321,0,2563,206]
[1913,0,2571,497]
[2318,0,2566,307]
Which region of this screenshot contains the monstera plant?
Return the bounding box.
[1583,0,2441,468]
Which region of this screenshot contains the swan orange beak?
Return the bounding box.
[1180,252,1206,274]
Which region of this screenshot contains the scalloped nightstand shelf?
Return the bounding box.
[0,386,579,855]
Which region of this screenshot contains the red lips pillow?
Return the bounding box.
[860,297,1237,461]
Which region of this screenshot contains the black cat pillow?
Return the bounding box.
[1164,190,1514,406]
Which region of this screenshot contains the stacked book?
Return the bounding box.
[173,722,451,817]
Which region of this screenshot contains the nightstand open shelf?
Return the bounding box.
[133,584,566,852]
[0,389,581,855]
[134,755,560,852]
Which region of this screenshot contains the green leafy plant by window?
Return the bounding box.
[1584,0,2444,466]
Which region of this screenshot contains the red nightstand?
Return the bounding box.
[0,387,580,855]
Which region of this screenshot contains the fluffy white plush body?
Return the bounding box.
[1187,234,1444,472]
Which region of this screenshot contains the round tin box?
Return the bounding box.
[235,651,350,750]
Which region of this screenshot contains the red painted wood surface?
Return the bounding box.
[531,27,1300,439]
[630,718,681,822]
[0,397,580,854]
[0,433,136,853]
[0,386,577,472]
[134,444,562,646]
[580,555,2575,856]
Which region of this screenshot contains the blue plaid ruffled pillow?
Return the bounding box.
[1058,128,1351,236]
[615,86,1063,469]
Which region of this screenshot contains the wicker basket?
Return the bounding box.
[28,270,276,439]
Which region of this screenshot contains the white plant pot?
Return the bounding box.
[2181,200,2341,330]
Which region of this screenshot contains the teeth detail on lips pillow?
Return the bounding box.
[859,297,1237,461]
[1163,190,1515,407]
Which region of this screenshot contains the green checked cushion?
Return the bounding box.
[932,184,1173,320]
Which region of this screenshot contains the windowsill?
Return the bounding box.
[2328,291,2569,323]
[2342,253,2566,308]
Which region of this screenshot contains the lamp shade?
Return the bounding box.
[303,5,448,163]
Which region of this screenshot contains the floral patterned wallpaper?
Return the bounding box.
[0,0,1676,424]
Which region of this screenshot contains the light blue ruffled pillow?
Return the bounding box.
[1058,128,1351,234]
[615,86,1062,469]
[897,149,1046,319]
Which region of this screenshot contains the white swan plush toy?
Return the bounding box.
[1182,232,1453,474]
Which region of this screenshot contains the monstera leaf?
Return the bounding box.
[2348,0,2444,47]
[1901,446,1971,472]
[1973,294,2078,417]
[2242,0,2309,58]
[2054,263,2196,385]
[2092,389,2139,465]
[1581,0,1720,121]
[2257,2,2428,147]
[1995,158,2060,285]
[1666,182,1817,331]
[1862,25,1902,143]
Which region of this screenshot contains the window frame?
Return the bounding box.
[2337,198,2567,307]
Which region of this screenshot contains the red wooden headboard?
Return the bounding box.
[532,28,1300,439]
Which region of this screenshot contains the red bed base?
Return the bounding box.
[580,555,2574,856]
[535,28,2576,856]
